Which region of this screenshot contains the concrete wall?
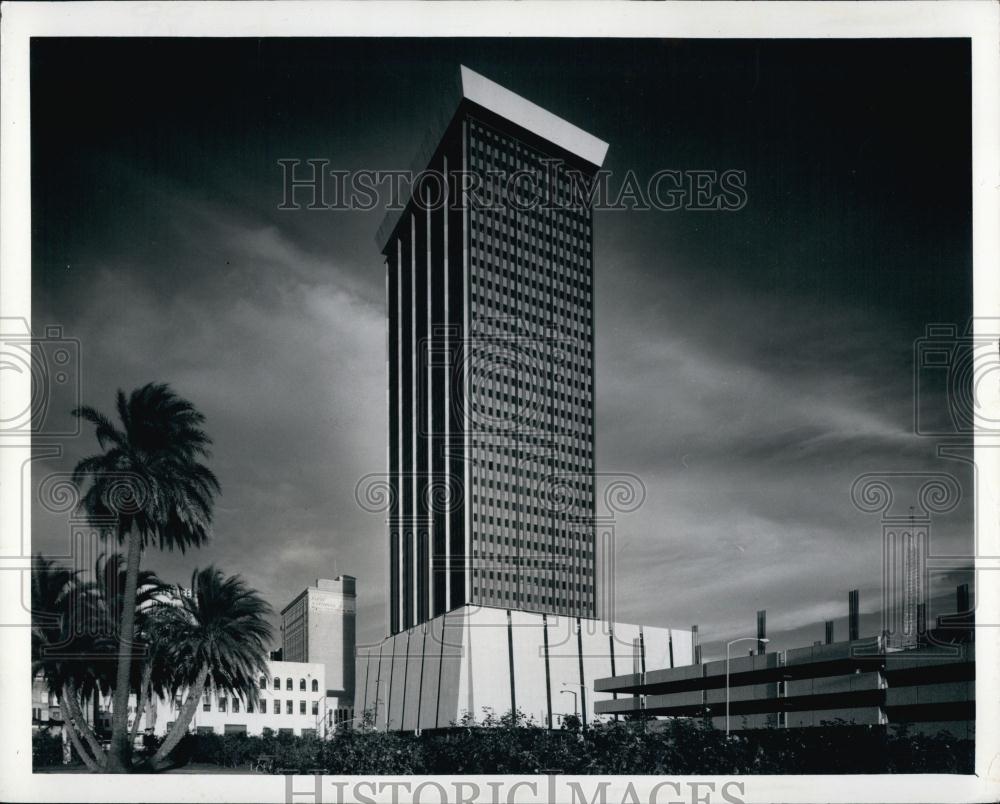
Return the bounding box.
[786,672,885,698]
[354,604,692,731]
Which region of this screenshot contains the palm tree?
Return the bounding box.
[32,554,170,771]
[31,556,113,771]
[87,553,168,748]
[129,601,182,747]
[148,567,273,770]
[72,383,219,772]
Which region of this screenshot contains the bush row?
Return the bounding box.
[32,731,65,769]
[161,716,973,775]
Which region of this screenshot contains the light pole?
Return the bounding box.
[726,636,768,738]
[559,689,578,728]
[561,681,588,730]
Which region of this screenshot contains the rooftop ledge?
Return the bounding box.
[376,66,609,251]
[459,65,609,168]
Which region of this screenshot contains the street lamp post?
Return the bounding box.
[561,682,588,730]
[725,636,769,738]
[559,688,577,727]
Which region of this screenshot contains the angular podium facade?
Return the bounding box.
[358,606,693,731]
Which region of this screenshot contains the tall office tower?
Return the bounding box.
[378,66,608,635]
[360,67,693,732]
[281,577,356,710]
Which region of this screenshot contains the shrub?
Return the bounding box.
[149,716,975,775]
[32,731,65,769]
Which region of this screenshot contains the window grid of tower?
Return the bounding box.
[383,92,601,635]
[465,117,595,618]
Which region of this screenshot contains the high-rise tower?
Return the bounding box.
[378,66,608,635]
[359,67,691,733]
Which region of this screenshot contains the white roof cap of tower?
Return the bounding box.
[460,65,609,168]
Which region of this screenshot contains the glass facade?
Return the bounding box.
[384,92,600,635]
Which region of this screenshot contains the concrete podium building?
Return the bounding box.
[357,66,694,730]
[358,609,692,731]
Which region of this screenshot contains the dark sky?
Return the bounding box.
[31,38,973,658]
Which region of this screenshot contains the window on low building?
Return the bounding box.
[299,701,306,715]
[247,701,254,713]
[273,678,280,690]
[218,697,227,713]
[311,680,318,692]
[273,700,280,714]
[312,701,319,716]
[202,695,211,712]
[299,679,305,691]
[259,676,266,689]
[285,700,292,715]
[232,698,240,713]
[286,678,292,691]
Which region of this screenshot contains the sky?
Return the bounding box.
[30,38,974,659]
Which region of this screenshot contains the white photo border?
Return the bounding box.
[1,2,997,803]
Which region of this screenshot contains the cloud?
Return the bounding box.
[30,38,973,655]
[33,191,389,643]
[591,257,973,644]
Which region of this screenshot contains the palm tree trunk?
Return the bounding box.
[62,710,103,772]
[149,664,209,770]
[60,681,104,771]
[107,528,143,772]
[62,680,104,760]
[130,663,153,745]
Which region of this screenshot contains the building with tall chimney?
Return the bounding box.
[357,65,693,732]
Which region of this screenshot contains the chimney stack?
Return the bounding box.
[824,620,834,645]
[849,589,860,641]
[756,609,767,654]
[692,625,701,664]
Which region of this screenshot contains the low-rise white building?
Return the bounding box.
[140,659,342,738]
